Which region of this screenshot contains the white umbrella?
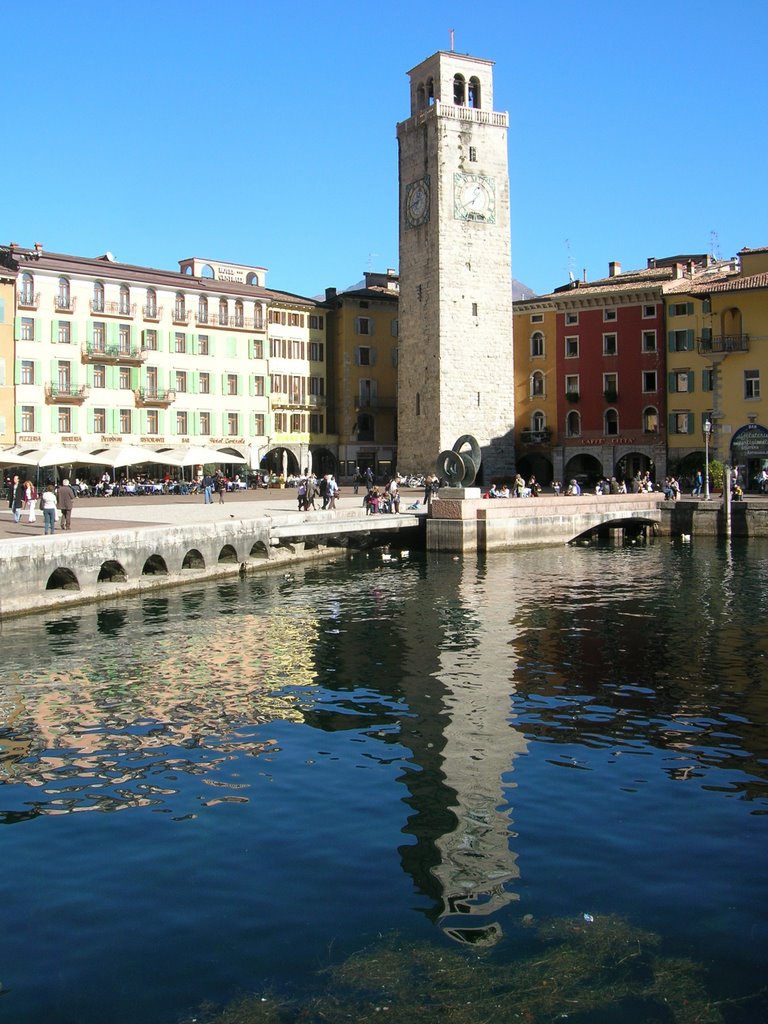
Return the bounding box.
[89,445,169,468]
[0,448,40,467]
[156,446,246,467]
[31,445,107,468]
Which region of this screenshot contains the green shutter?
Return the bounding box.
[71,408,79,433]
[686,302,694,315]
[190,333,197,355]
[14,359,22,384]
[51,321,58,343]
[50,407,59,431]
[107,322,118,347]
[667,413,675,434]
[131,368,140,389]
[668,372,676,393]
[87,408,95,432]
[687,413,695,434]
[227,337,237,358]
[86,320,94,343]
[71,322,79,345]
[50,358,58,380]
[686,329,694,351]
[35,360,42,383]
[687,371,694,393]
[667,332,675,353]
[14,406,22,431]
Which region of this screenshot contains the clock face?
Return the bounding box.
[406,177,430,227]
[454,173,496,223]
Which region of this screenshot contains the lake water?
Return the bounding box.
[1,538,767,1023]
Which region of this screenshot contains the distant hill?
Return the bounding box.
[324,277,536,300]
[512,279,536,301]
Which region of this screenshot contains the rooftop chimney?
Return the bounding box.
[608,261,621,277]
[325,287,337,301]
[34,241,43,253]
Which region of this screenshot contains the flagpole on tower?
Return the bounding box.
[449,28,454,51]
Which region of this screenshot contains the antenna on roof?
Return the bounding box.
[449,28,455,51]
[564,238,576,282]
[710,230,721,261]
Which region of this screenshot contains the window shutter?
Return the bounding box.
[131,368,140,389]
[14,359,22,384]
[668,414,675,434]
[87,408,95,432]
[686,329,694,351]
[370,348,377,366]
[354,348,360,365]
[71,322,79,345]
[371,379,378,400]
[51,321,58,343]
[14,315,21,338]
[71,408,79,433]
[687,371,694,393]
[34,359,42,383]
[354,318,360,336]
[687,413,695,434]
[667,332,675,353]
[686,302,694,315]
[85,320,93,343]
[71,363,79,387]
[157,411,166,435]
[107,366,118,390]
[209,373,216,395]
[49,357,58,380]
[107,322,118,347]
[50,407,59,431]
[668,372,676,393]
[228,338,237,359]
[14,406,22,431]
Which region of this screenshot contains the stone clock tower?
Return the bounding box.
[397,51,514,479]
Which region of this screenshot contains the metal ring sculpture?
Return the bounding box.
[436,434,481,487]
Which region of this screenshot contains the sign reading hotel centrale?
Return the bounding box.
[215,266,246,283]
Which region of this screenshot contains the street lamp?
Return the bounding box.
[703,415,712,500]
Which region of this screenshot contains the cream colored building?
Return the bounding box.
[5,243,331,474]
[0,261,16,447]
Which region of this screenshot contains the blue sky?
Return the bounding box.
[4,0,766,298]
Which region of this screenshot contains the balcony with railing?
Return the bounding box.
[134,387,176,407]
[197,311,264,330]
[519,427,552,445]
[90,299,137,318]
[143,305,163,321]
[355,395,397,410]
[81,342,147,365]
[173,309,193,325]
[55,296,76,313]
[45,383,89,404]
[18,291,40,309]
[698,334,750,355]
[308,394,327,407]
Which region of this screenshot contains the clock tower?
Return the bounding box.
[397,51,515,480]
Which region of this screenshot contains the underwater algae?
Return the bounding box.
[188,914,727,1024]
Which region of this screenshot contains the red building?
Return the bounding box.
[553,261,669,485]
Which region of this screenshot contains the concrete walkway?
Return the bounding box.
[0,487,425,540]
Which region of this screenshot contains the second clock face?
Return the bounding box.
[405,177,430,227]
[454,173,496,223]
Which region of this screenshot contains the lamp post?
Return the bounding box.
[703,415,712,501]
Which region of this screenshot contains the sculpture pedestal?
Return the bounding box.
[441,487,482,500]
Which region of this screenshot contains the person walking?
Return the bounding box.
[23,480,38,523]
[8,473,24,523]
[41,482,57,535]
[203,473,214,504]
[56,478,76,531]
[215,472,226,504]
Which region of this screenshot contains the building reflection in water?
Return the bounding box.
[396,557,527,947]
[0,598,320,817]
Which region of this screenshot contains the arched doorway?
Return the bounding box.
[615,451,656,485]
[564,453,602,489]
[310,448,336,476]
[516,453,554,485]
[260,447,300,478]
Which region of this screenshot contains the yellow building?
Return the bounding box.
[324,270,399,482]
[0,260,16,447]
[663,258,738,480]
[685,246,768,488]
[512,296,558,484]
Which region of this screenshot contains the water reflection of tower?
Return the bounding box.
[396,559,528,946]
